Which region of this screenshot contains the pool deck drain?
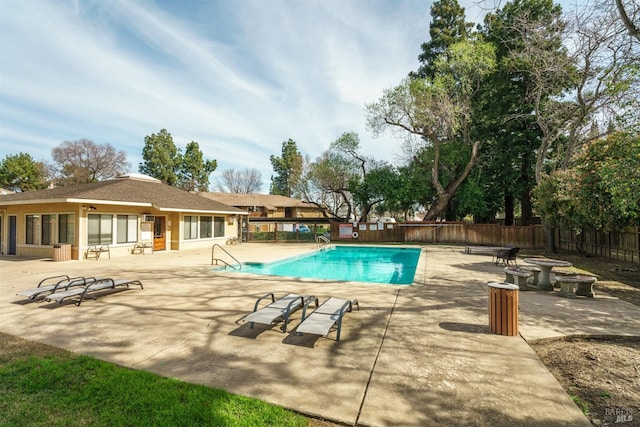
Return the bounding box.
[2,243,639,426]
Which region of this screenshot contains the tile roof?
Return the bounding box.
[0,177,246,214]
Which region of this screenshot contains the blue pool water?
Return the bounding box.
[235,245,421,285]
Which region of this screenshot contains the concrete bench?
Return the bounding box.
[556,275,597,298]
[503,267,533,290]
[520,266,541,286]
[552,269,576,284]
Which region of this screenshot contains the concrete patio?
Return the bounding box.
[2,243,639,426]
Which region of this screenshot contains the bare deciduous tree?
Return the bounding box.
[214,168,263,193]
[509,3,639,183]
[51,139,130,185]
[615,0,640,41]
[297,154,355,221]
[507,3,639,254]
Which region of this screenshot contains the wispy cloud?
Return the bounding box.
[0,0,439,188]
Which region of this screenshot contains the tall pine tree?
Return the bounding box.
[269,139,302,197]
[478,0,565,225]
[413,0,473,79]
[180,141,217,192]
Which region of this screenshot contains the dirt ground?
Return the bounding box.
[526,252,640,427]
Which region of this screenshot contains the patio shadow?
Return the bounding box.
[439,321,491,334]
[228,322,275,339]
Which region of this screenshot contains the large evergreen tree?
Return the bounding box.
[139,130,217,191]
[139,129,181,186]
[478,0,565,226]
[269,138,302,197]
[180,141,217,192]
[413,0,473,79]
[0,152,48,192]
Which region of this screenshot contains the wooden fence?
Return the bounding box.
[329,222,639,264]
[330,222,545,248]
[246,221,638,265]
[556,227,639,264]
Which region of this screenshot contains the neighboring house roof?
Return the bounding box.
[201,192,316,211]
[0,175,246,214]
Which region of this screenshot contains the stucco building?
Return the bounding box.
[0,174,246,260]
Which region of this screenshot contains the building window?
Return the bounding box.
[41,214,54,245]
[26,214,40,245]
[214,216,225,237]
[27,214,75,245]
[184,215,198,240]
[88,214,113,245]
[117,215,138,243]
[200,216,213,238]
[58,214,75,244]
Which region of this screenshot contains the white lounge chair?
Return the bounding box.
[16,275,89,301]
[297,297,359,342]
[45,278,143,306]
[244,293,313,332]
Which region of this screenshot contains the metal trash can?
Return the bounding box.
[52,244,72,262]
[488,282,519,336]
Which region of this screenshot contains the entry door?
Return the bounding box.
[9,216,17,255]
[153,216,166,251]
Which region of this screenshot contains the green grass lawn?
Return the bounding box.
[0,334,309,427]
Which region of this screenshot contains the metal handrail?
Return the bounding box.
[316,235,330,247]
[211,244,242,270]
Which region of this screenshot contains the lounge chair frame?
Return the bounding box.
[297,297,359,342]
[245,293,314,332]
[16,275,88,301]
[45,278,143,306]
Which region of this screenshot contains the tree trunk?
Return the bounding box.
[520,151,533,226]
[338,190,353,222]
[445,199,456,221]
[358,201,378,223]
[543,223,556,256]
[423,141,480,220]
[504,194,514,226]
[520,191,532,226]
[423,195,452,221]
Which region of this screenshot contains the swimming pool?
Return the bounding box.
[232,245,421,285]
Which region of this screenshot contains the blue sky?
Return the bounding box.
[0,0,575,192]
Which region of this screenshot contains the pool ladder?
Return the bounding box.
[211,244,242,270]
[316,235,330,248]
